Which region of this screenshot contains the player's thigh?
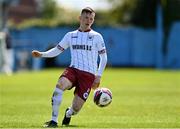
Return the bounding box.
[72,94,85,112]
[56,77,72,91]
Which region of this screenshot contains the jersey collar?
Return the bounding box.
[78,28,91,32]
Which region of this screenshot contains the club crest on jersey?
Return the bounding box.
[88,36,93,41]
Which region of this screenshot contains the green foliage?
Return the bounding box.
[107,0,180,28]
[7,0,180,29]
[41,0,58,19]
[95,10,120,27]
[108,0,139,25]
[0,68,180,128]
[130,0,157,28]
[8,8,79,29]
[8,0,80,29]
[7,0,121,29]
[8,7,114,29]
[107,0,157,28]
[162,0,180,27]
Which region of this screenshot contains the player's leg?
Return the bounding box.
[52,77,73,121]
[44,76,73,128]
[62,94,85,125]
[62,69,95,126]
[71,94,85,113]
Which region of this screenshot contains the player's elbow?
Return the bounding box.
[102,54,107,65]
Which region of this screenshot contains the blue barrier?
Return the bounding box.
[131,28,156,67]
[10,24,180,70]
[166,22,180,69]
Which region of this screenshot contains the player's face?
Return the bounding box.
[79,12,95,30]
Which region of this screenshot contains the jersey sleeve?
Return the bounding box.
[96,34,106,54]
[57,32,70,51]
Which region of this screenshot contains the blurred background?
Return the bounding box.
[0,0,180,74]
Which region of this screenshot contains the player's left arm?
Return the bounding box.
[92,51,107,89]
[92,34,107,89]
[97,50,107,76]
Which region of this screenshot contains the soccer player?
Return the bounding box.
[32,7,107,128]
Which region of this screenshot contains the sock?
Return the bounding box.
[51,87,63,122]
[66,107,77,118]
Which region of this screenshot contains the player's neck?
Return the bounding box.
[78,27,91,32]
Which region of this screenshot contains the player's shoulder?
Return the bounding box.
[90,29,98,34]
[68,30,79,35]
[90,30,102,36]
[90,30,103,40]
[63,30,78,38]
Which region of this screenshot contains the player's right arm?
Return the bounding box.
[32,32,70,58]
[32,47,63,58]
[32,50,42,57]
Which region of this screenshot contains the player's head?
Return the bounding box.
[79,7,95,30]
[81,7,95,15]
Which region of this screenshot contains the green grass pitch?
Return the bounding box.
[0,68,180,128]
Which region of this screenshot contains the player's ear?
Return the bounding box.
[79,16,81,21]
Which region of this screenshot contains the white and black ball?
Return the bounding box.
[93,88,112,107]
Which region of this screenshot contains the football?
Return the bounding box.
[93,87,112,107]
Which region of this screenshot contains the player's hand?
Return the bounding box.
[92,75,101,90]
[32,50,42,58]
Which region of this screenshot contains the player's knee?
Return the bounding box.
[56,77,71,91]
[56,81,66,91]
